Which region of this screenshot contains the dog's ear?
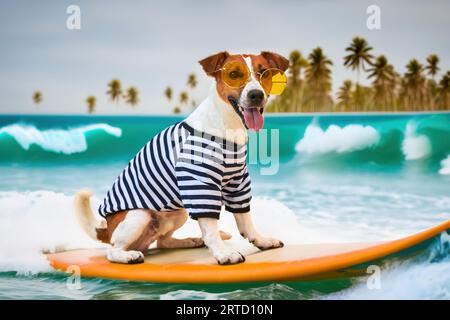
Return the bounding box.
[199,51,229,77]
[261,51,290,72]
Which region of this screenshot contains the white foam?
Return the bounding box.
[161,290,224,300]
[0,191,101,274]
[296,122,380,154]
[327,233,450,300]
[328,260,450,300]
[0,123,122,154]
[402,122,431,160]
[439,155,450,175]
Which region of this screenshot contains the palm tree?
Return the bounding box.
[289,50,307,84]
[288,50,308,112]
[425,54,440,110]
[86,96,96,113]
[187,73,198,89]
[33,91,43,106]
[124,87,139,107]
[426,54,440,79]
[164,86,173,102]
[187,73,198,108]
[368,55,396,111]
[343,37,374,79]
[304,47,333,112]
[173,106,181,114]
[337,80,353,112]
[343,37,374,111]
[437,71,450,110]
[403,59,426,110]
[179,91,189,105]
[397,76,409,111]
[107,79,122,103]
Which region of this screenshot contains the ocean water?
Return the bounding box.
[0,112,449,300]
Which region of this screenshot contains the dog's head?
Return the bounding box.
[199,52,289,132]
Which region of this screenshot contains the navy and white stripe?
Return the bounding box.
[99,122,251,219]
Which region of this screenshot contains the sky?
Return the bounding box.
[0,0,449,114]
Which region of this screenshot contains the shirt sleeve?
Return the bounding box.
[175,149,224,220]
[222,165,252,213]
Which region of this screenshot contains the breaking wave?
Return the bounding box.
[439,155,450,175]
[296,122,380,154]
[326,232,450,300]
[0,123,121,155]
[402,122,432,160]
[0,114,449,170]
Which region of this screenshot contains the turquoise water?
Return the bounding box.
[0,113,449,299]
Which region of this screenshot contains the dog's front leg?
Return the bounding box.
[198,218,245,265]
[234,212,284,250]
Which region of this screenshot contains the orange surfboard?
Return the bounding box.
[47,220,450,283]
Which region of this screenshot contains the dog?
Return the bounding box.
[74,51,289,265]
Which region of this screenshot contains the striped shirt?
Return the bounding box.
[98,122,251,219]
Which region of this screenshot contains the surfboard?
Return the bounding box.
[47,220,450,283]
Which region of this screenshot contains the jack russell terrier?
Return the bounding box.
[75,51,289,265]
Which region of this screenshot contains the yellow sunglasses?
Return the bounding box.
[218,60,287,95]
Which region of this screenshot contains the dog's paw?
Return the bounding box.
[107,249,145,264]
[250,237,284,250]
[126,250,145,264]
[214,250,245,265]
[188,237,205,248]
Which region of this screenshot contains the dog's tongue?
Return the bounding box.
[243,108,264,131]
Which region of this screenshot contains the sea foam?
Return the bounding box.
[326,233,450,300]
[439,155,450,175]
[296,122,380,154]
[402,122,431,160]
[0,191,101,274]
[0,123,122,154]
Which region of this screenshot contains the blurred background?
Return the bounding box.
[0,0,449,114]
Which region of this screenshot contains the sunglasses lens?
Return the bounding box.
[260,69,287,95]
[222,61,250,88]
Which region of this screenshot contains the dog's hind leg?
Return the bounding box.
[156,209,203,249]
[156,209,232,249]
[107,209,158,264]
[157,235,204,249]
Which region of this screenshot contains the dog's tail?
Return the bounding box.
[74,190,105,241]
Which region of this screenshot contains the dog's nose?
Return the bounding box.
[247,90,264,105]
